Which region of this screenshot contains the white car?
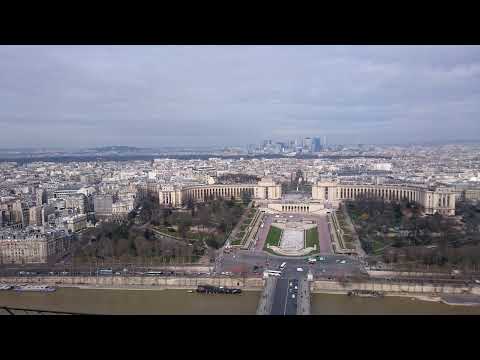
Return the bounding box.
[340,260,346,264]
[296,267,304,272]
[319,257,325,261]
[475,279,480,284]
[292,294,296,299]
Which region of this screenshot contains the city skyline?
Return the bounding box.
[1,45,480,148]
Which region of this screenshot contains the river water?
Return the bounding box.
[0,288,260,315]
[2,288,480,314]
[311,293,480,315]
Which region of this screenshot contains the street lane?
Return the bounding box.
[219,250,366,278]
[270,277,298,315]
[270,278,288,315]
[255,215,273,251]
[317,214,333,254]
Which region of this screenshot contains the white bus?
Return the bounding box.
[145,271,164,276]
[265,270,282,277]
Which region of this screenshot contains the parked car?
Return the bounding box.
[296,268,304,272]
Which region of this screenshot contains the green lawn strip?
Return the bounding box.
[305,227,319,248]
[230,238,242,245]
[336,210,357,249]
[263,225,282,249]
[235,209,260,245]
[372,239,386,254]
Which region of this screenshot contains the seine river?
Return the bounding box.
[0,288,261,315]
[1,288,480,314]
[311,293,480,315]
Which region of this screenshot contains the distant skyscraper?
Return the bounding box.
[303,137,313,152]
[263,139,272,148]
[313,137,321,152]
[323,135,327,148]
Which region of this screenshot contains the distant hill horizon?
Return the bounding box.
[87,146,145,152]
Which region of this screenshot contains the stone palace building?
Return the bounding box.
[140,177,456,216]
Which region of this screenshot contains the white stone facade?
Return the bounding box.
[158,177,283,207]
[0,228,69,264]
[312,181,456,215]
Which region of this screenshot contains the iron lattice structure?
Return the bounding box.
[0,306,94,315]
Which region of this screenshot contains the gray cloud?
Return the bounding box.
[0,45,479,147]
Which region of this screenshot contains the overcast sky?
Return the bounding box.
[1,45,479,148]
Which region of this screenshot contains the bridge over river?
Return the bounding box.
[256,276,311,315]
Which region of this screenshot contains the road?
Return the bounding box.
[317,214,333,253]
[218,250,366,278]
[255,214,273,251]
[270,277,299,315]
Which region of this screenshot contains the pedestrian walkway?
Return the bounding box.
[296,279,311,315]
[256,276,277,315]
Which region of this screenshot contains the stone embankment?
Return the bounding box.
[0,275,265,291]
[4,275,480,308]
[256,277,277,315]
[367,270,458,278]
[311,279,480,297]
[297,279,311,315]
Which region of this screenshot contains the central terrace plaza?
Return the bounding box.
[257,211,333,257]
